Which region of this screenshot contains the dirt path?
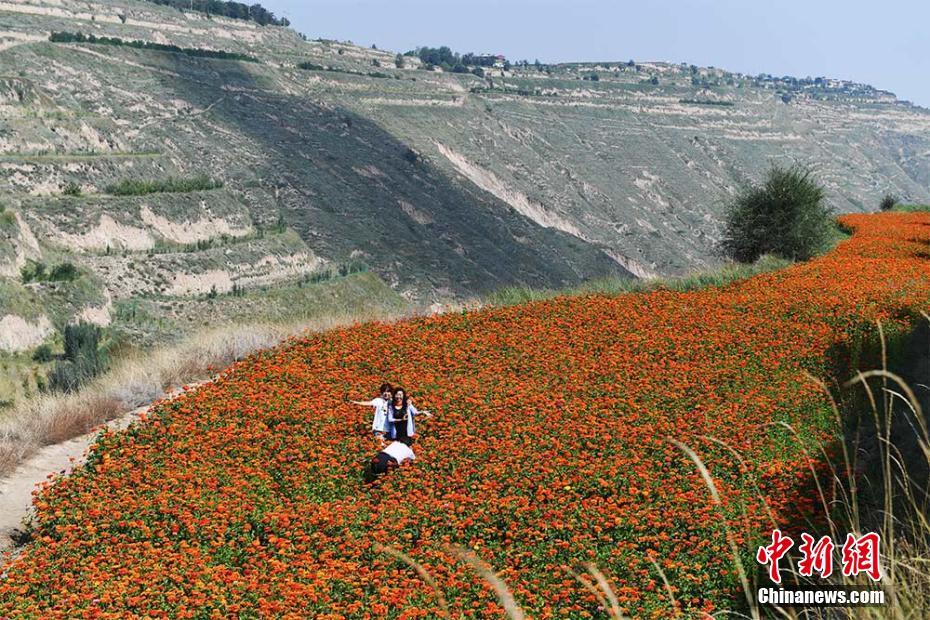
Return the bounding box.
[0,385,205,556]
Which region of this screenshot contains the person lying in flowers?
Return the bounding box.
[349,384,432,446]
[364,439,416,484]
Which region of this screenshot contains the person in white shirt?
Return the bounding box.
[349,383,393,443]
[365,440,416,482]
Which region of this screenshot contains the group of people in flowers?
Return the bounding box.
[348,383,432,481]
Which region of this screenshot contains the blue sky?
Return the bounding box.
[262,0,930,108]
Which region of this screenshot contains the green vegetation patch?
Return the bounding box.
[48,32,259,63]
[679,98,735,106]
[484,254,792,307]
[20,260,79,284]
[141,0,289,26]
[0,278,44,318]
[104,176,223,197]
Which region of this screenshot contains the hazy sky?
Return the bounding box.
[262,0,930,108]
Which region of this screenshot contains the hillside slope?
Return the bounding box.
[1,212,928,617]
[1,0,930,352]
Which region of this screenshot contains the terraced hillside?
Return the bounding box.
[1,0,930,358]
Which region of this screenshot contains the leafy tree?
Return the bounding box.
[416,46,457,66]
[722,165,833,263]
[142,0,288,26]
[879,194,898,211]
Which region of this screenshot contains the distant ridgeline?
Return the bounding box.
[142,0,289,27]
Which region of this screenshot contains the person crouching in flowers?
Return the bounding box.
[348,383,392,445]
[385,386,431,446]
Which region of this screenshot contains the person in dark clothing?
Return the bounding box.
[385,387,431,446]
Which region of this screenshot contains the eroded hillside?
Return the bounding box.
[1,0,929,355]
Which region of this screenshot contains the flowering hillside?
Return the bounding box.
[2,213,929,618]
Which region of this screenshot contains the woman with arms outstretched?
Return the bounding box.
[348,382,393,444]
[385,386,431,446]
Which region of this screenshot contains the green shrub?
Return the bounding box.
[21,261,79,283]
[48,322,107,392]
[889,204,930,213]
[49,262,78,281]
[20,260,47,283]
[64,322,105,373]
[47,360,81,393]
[880,194,898,211]
[62,182,82,196]
[722,164,833,263]
[32,344,53,363]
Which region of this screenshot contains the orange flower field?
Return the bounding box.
[2,212,930,618]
